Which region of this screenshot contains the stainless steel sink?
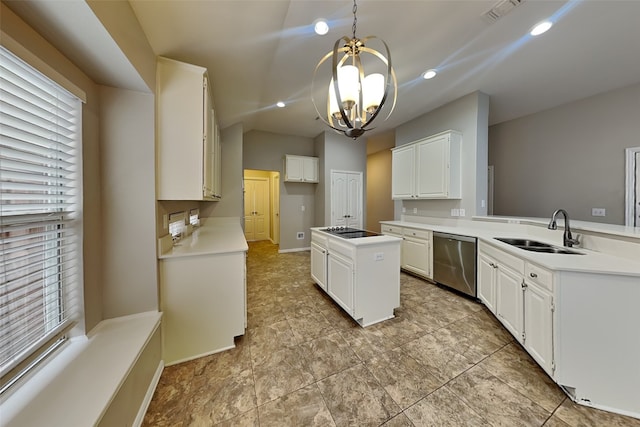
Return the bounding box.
[494,237,584,255]
[494,238,553,248]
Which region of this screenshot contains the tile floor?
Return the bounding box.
[142,241,640,426]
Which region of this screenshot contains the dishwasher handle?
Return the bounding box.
[433,232,477,244]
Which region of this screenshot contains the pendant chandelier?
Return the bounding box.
[312,0,397,139]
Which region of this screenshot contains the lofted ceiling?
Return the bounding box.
[7,1,640,140]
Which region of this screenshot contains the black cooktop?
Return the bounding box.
[322,227,380,239]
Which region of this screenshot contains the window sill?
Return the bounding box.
[0,311,162,427]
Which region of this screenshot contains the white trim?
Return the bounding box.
[279,247,311,253]
[624,147,640,227]
[133,360,164,427]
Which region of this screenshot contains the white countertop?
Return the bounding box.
[159,219,248,259]
[311,227,401,246]
[381,219,640,277]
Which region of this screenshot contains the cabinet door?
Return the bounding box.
[327,252,354,316]
[302,157,319,182]
[402,236,430,278]
[391,145,415,199]
[203,81,214,199]
[285,156,304,181]
[496,265,524,341]
[478,253,497,314]
[416,135,448,198]
[524,283,554,375]
[310,242,327,291]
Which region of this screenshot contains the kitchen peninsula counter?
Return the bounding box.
[158,217,247,365]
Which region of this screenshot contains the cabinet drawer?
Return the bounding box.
[381,224,403,236]
[525,262,553,291]
[403,228,431,241]
[479,241,525,274]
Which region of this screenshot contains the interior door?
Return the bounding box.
[243,177,270,241]
[331,171,363,229]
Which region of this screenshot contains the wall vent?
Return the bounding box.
[482,0,525,23]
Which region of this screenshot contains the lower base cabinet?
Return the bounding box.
[327,250,354,315]
[523,280,554,374]
[160,251,246,365]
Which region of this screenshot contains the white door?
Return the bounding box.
[327,252,354,315]
[478,253,497,314]
[331,171,362,229]
[244,177,269,241]
[496,265,524,342]
[391,145,415,199]
[524,282,554,375]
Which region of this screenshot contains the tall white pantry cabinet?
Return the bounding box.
[156,56,221,200]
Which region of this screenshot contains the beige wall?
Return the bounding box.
[489,83,640,225]
[242,129,316,250]
[366,149,394,232]
[98,85,158,318]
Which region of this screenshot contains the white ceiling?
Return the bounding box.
[7,1,640,140]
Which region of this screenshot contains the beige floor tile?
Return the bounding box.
[401,333,476,383]
[404,386,491,426]
[478,342,565,412]
[257,383,336,426]
[299,331,361,380]
[447,365,550,426]
[318,364,401,426]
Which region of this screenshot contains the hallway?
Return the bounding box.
[142,241,640,426]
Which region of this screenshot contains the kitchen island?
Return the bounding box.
[310,227,402,326]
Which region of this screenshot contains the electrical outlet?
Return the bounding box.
[301,205,305,212]
[413,207,418,214]
[459,208,466,217]
[296,232,304,239]
[374,252,384,261]
[591,208,606,217]
[451,208,459,217]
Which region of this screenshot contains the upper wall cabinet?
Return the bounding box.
[284,155,319,183]
[392,130,462,200]
[156,57,221,201]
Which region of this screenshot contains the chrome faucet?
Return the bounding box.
[548,209,579,247]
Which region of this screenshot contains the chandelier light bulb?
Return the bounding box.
[363,73,384,113]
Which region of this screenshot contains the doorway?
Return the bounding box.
[625,147,640,227]
[243,169,280,242]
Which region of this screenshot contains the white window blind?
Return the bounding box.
[0,46,81,392]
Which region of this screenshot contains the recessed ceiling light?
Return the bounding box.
[530,20,552,36]
[276,101,286,108]
[422,69,437,80]
[314,19,329,36]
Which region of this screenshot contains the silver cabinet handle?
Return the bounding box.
[530,272,538,278]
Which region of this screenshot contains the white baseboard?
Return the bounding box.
[278,247,310,253]
[133,359,164,427]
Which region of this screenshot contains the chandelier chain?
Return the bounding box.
[352,0,358,39]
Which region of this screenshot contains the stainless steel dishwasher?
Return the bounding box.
[432,232,477,297]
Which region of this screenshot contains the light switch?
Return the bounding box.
[374,252,384,261]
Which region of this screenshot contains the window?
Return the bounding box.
[0,46,82,392]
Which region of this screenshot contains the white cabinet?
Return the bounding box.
[477,251,498,314]
[284,155,319,183]
[496,262,524,341]
[523,263,554,375]
[401,228,432,279]
[331,171,363,228]
[156,57,221,201]
[478,241,555,376]
[391,130,462,199]
[327,249,355,316]
[310,229,401,326]
[159,250,246,365]
[381,224,432,280]
[310,235,328,291]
